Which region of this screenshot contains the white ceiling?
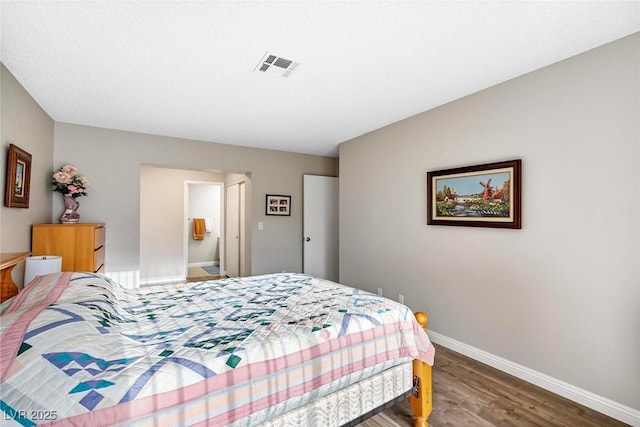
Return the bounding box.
[1,1,639,157]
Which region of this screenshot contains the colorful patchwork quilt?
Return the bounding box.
[0,272,435,426]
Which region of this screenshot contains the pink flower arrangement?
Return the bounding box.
[52,164,90,198]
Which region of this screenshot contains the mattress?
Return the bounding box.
[0,272,434,426]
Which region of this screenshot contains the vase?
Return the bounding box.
[60,194,80,223]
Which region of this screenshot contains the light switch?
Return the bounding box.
[258,221,264,230]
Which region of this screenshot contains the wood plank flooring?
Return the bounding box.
[360,344,628,427]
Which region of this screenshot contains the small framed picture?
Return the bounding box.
[4,144,32,208]
[266,194,291,216]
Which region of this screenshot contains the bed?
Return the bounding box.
[0,271,434,426]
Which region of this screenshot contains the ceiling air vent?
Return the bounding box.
[255,52,300,78]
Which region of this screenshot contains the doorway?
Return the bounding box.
[139,165,252,285]
[186,182,224,281]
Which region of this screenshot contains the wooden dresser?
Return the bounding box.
[32,223,105,273]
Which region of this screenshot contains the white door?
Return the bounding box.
[238,182,246,276]
[303,175,339,281]
[226,183,241,277]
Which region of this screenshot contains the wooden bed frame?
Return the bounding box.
[410,311,433,427]
[0,252,30,302]
[0,257,433,426]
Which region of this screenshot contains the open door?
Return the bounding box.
[225,181,245,277]
[303,175,338,281]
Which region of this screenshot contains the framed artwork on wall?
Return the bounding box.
[266,194,291,216]
[4,144,32,208]
[427,159,522,229]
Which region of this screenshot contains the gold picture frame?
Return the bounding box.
[4,144,32,208]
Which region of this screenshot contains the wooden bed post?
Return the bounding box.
[0,252,30,302]
[408,311,433,427]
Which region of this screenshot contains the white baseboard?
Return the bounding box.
[429,331,640,427]
[188,261,220,268]
[139,275,185,287]
[104,270,140,289]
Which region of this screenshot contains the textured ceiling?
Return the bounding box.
[1,1,639,157]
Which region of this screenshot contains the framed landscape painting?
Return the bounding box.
[427,159,521,229]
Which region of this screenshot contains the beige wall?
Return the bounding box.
[0,64,54,263]
[339,33,639,416]
[140,166,226,284]
[53,123,337,286]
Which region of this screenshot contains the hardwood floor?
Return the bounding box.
[361,344,628,427]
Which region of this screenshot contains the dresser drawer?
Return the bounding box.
[94,226,105,250]
[94,246,105,272]
[32,223,106,273]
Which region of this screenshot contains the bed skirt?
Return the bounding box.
[257,361,413,427]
